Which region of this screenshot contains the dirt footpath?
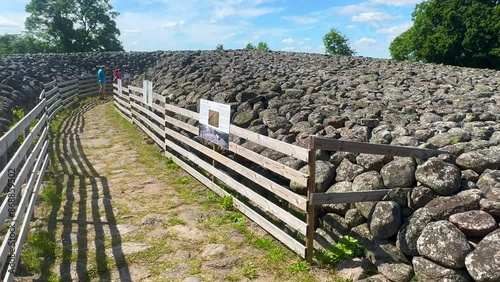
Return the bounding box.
[21,98,335,282]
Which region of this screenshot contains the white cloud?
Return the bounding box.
[352,12,395,23]
[346,25,357,29]
[369,0,424,6]
[336,4,374,15]
[161,20,186,29]
[123,29,141,34]
[355,37,377,45]
[0,17,19,28]
[376,22,412,34]
[282,38,294,44]
[282,15,318,25]
[281,47,295,52]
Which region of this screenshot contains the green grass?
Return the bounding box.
[166,217,185,226]
[221,196,235,211]
[242,262,258,279]
[288,260,310,274]
[40,186,61,207]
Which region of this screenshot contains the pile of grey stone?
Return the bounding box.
[0,51,162,133]
[3,50,500,281]
[135,50,499,282]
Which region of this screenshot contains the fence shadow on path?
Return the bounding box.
[40,97,131,281]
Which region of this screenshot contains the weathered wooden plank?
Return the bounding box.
[310,189,413,205]
[61,88,78,99]
[164,149,306,257]
[305,144,317,262]
[48,105,63,120]
[164,131,307,234]
[132,111,165,148]
[46,92,60,107]
[61,95,77,107]
[128,91,142,103]
[131,100,164,125]
[311,136,447,159]
[150,102,164,114]
[113,96,131,112]
[166,126,307,210]
[44,80,57,89]
[3,146,49,280]
[229,142,308,186]
[230,125,309,162]
[164,115,198,135]
[113,101,132,123]
[44,87,58,99]
[130,108,164,140]
[164,103,199,120]
[153,92,166,103]
[0,99,46,157]
[128,85,142,94]
[47,99,62,115]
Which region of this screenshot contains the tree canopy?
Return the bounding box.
[0,34,48,54]
[323,28,356,56]
[24,0,123,53]
[390,0,500,69]
[244,42,270,51]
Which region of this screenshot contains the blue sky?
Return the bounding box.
[0,0,424,59]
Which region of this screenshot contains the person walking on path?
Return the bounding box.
[113,68,122,81]
[98,65,107,98]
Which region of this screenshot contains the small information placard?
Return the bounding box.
[199,99,230,148]
[143,80,153,106]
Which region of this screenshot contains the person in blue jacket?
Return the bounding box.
[97,65,107,98]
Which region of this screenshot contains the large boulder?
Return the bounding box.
[336,159,365,182]
[322,181,353,215]
[289,160,335,195]
[456,147,500,173]
[352,171,385,218]
[465,229,500,282]
[477,169,500,201]
[417,220,473,268]
[397,208,433,256]
[368,201,402,239]
[380,158,416,188]
[448,210,498,237]
[412,256,472,282]
[415,158,461,195]
[424,189,483,220]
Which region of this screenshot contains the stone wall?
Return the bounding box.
[0,51,162,133]
[3,50,500,281]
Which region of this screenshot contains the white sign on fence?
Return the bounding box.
[199,99,230,148]
[143,80,153,106]
[118,79,123,96]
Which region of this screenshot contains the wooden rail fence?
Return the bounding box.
[112,80,447,262]
[0,73,108,281]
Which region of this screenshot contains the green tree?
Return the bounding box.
[257,41,270,51]
[25,0,123,53]
[244,43,256,50]
[323,28,355,56]
[390,0,500,69]
[0,33,48,54]
[216,44,224,51]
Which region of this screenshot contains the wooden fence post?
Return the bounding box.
[305,135,317,262]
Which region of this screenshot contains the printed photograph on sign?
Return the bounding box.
[199,99,230,148]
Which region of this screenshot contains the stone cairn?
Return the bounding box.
[2,50,500,281]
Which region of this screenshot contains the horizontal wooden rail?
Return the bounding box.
[165,135,307,235]
[310,188,413,205]
[0,99,46,158]
[311,136,447,159]
[231,125,309,162]
[163,149,306,256]
[165,126,307,211]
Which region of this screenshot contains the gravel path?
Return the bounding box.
[23,98,334,282]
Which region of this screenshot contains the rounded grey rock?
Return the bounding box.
[465,229,500,282]
[449,210,498,237]
[415,157,461,195]
[417,220,472,268]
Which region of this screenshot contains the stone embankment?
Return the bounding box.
[3,50,500,281]
[0,51,161,133]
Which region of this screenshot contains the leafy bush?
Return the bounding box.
[314,235,365,267]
